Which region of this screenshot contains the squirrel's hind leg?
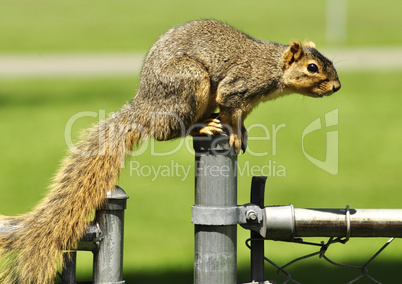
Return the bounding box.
[142,56,214,140]
[218,108,247,154]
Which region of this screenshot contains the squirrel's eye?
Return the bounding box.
[307,63,319,73]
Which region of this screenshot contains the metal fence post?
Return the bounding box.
[193,134,238,284]
[93,186,129,284]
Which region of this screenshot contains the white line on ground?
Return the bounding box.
[0,48,401,78]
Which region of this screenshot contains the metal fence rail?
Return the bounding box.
[0,186,129,284]
[263,206,402,240]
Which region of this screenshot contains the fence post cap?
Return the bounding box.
[102,186,129,211]
[107,186,129,200]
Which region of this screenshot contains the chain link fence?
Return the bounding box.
[245,237,395,284]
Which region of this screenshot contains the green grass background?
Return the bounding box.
[1,0,402,283]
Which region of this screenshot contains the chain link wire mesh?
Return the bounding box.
[245,237,395,284]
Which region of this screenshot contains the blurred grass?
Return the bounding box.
[1,71,402,282]
[1,0,402,53]
[1,0,402,283]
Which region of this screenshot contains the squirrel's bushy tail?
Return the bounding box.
[0,102,147,284]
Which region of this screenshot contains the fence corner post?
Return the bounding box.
[193,133,238,284]
[93,185,129,284]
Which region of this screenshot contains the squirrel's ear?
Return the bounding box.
[284,41,304,66]
[303,41,316,49]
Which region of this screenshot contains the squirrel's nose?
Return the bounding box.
[332,81,341,93]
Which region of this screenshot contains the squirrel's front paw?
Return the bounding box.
[191,117,223,136]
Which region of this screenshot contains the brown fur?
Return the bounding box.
[0,20,340,283]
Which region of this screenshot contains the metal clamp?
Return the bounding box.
[192,204,263,226]
[76,222,104,251]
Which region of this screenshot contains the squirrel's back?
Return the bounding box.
[144,20,285,84]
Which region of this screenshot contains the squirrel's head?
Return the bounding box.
[282,41,341,98]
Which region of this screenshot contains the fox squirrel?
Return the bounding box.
[0,20,340,283]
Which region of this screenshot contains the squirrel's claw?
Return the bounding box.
[198,118,223,135]
[191,118,224,136]
[241,130,248,153]
[229,133,247,155]
[232,130,247,154]
[230,128,247,154]
[229,133,241,155]
[193,115,247,155]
